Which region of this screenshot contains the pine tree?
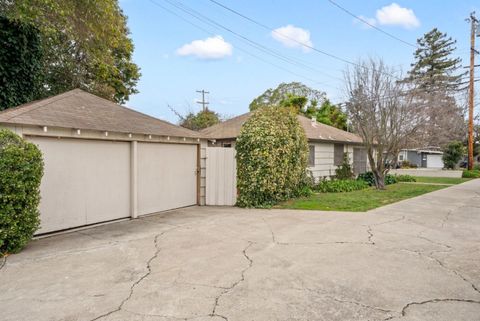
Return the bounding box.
[408,28,465,93]
[406,28,466,147]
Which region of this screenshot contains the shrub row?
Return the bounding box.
[315,179,369,193]
[357,171,398,186]
[462,170,480,178]
[394,174,416,182]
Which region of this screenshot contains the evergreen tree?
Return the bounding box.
[408,28,465,93]
[406,28,466,147]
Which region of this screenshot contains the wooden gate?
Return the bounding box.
[206,147,237,206]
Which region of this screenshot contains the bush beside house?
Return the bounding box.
[0,129,43,254]
[358,171,397,186]
[462,170,480,178]
[442,141,464,169]
[335,153,355,180]
[236,107,309,207]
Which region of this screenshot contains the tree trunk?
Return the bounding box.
[372,169,386,190]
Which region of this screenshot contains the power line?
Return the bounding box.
[147,0,341,90]
[162,0,343,83]
[326,0,417,48]
[207,0,403,80]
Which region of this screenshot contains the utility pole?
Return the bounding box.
[467,12,478,170]
[196,90,209,111]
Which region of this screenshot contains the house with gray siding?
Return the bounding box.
[398,148,444,168]
[201,112,368,181]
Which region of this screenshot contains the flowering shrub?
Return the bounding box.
[236,107,309,207]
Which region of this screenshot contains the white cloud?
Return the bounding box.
[271,25,313,52]
[375,3,420,29]
[176,36,233,60]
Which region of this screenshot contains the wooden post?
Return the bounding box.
[467,13,477,170]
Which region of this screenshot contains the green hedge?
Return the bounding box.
[236,107,309,207]
[357,171,398,186]
[0,129,43,254]
[315,179,369,193]
[462,170,480,178]
[394,174,416,182]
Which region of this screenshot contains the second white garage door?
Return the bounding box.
[137,142,197,215]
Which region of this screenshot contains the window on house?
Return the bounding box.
[308,145,315,166]
[222,143,232,148]
[334,144,344,166]
[399,154,404,161]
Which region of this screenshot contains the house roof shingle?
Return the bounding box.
[201,112,363,144]
[0,89,201,138]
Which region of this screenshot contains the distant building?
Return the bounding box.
[398,147,444,168]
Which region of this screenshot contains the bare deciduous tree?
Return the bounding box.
[344,58,425,189]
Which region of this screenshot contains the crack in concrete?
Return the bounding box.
[264,216,375,246]
[90,227,178,321]
[428,255,480,295]
[262,217,277,244]
[416,229,452,250]
[298,285,396,317]
[367,226,375,245]
[174,281,230,290]
[370,216,406,227]
[277,240,373,246]
[401,249,480,296]
[440,209,453,229]
[400,298,480,317]
[210,242,254,321]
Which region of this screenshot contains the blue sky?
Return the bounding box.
[120,0,479,123]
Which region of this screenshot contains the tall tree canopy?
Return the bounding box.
[1,0,140,104]
[180,109,221,131]
[249,82,347,130]
[0,16,44,110]
[305,99,347,131]
[407,28,464,92]
[405,28,466,147]
[249,82,326,111]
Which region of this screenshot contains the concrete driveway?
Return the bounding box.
[1,180,480,321]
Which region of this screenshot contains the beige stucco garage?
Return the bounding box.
[0,89,207,234]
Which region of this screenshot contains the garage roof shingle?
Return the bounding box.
[0,89,201,138]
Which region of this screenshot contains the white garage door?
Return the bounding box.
[427,154,444,168]
[28,137,131,234]
[137,143,197,216]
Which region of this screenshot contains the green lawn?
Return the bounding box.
[278,183,448,212]
[412,176,473,185]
